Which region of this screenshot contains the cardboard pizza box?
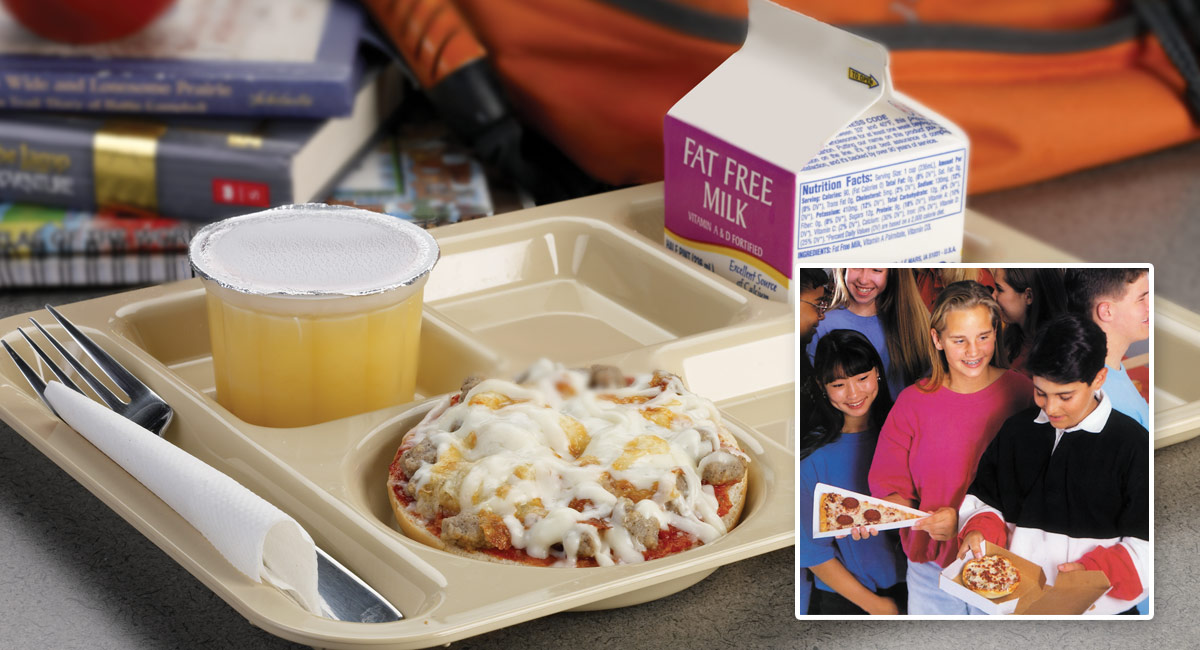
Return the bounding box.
[663,0,968,302]
[939,541,1111,615]
[811,482,929,539]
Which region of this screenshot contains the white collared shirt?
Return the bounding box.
[1034,389,1113,454]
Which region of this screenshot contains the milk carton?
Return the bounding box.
[663,0,969,302]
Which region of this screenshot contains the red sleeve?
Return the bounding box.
[1078,544,1142,600]
[957,512,1007,549]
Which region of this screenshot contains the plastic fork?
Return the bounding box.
[2,304,403,623]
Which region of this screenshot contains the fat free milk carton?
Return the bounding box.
[663,0,969,302]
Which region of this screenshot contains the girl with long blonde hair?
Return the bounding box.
[806,268,934,398]
[866,281,1033,614]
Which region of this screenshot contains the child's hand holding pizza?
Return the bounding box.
[911,506,958,542]
[835,525,880,541]
[958,530,986,560]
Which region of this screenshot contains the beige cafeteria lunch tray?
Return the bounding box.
[0,183,1188,649]
[0,185,795,650]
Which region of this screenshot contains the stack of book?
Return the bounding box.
[0,0,445,289]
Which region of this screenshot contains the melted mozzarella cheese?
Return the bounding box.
[524,508,579,559]
[634,498,669,527]
[402,361,746,565]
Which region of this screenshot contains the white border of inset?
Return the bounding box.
[794,262,1154,621]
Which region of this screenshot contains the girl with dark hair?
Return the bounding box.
[991,268,1067,374]
[799,329,905,615]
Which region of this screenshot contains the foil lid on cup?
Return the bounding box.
[189,203,440,297]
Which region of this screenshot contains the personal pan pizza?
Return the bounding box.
[386,360,751,567]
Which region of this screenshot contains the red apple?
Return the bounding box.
[2,0,176,44]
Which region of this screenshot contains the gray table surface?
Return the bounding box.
[2,140,1198,649]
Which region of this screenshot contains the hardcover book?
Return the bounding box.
[0,59,404,221]
[0,122,503,289]
[0,0,367,119]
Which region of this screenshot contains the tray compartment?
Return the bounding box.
[715,389,794,449]
[1155,317,1199,409]
[642,318,794,447]
[1151,300,1200,448]
[340,401,774,554]
[433,278,677,367]
[111,286,506,416]
[427,217,756,371]
[333,403,791,614]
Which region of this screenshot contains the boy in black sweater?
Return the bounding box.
[956,312,1149,615]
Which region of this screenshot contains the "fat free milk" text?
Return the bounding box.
[683,136,774,229]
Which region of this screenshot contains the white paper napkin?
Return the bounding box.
[44,381,322,615]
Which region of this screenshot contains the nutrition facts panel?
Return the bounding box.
[796,147,966,259]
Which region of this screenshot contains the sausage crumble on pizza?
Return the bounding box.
[386,360,751,567]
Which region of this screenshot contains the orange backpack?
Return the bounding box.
[365,0,1200,199]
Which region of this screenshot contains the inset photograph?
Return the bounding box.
[797,265,1151,618]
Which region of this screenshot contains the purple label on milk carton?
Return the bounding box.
[663,116,796,290]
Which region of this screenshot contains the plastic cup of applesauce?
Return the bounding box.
[188,203,439,427]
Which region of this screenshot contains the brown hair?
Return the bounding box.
[991,268,1068,364]
[1063,268,1148,315]
[831,268,934,388]
[922,280,1008,392]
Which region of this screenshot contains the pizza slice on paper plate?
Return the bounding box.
[811,483,929,538]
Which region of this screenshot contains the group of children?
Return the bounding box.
[798,267,1150,616]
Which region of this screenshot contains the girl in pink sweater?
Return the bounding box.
[867,280,1033,614]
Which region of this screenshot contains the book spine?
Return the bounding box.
[156,133,297,222]
[0,69,355,119]
[0,121,295,222]
[0,122,95,213]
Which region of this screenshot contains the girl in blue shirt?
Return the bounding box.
[806,268,933,399]
[799,329,906,615]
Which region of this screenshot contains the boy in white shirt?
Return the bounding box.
[958,312,1149,615]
